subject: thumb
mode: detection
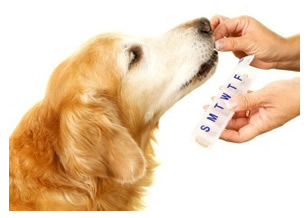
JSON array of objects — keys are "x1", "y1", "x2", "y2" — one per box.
[
  {"x1": 215, "y1": 37, "x2": 248, "y2": 52},
  {"x1": 228, "y1": 91, "x2": 264, "y2": 111}
]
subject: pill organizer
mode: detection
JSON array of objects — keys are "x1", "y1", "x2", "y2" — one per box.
[{"x1": 193, "y1": 55, "x2": 257, "y2": 147}]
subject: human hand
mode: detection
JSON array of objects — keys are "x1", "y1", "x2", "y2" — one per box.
[
  {"x1": 217, "y1": 77, "x2": 300, "y2": 143},
  {"x1": 211, "y1": 15, "x2": 300, "y2": 71}
]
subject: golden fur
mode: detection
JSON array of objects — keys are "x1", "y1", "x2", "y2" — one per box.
[
  {"x1": 9, "y1": 18, "x2": 217, "y2": 210},
  {"x1": 10, "y1": 35, "x2": 158, "y2": 210}
]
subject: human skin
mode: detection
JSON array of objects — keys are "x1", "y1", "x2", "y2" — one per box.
[
  {"x1": 209, "y1": 15, "x2": 300, "y2": 143},
  {"x1": 221, "y1": 78, "x2": 300, "y2": 143},
  {"x1": 211, "y1": 15, "x2": 300, "y2": 71}
]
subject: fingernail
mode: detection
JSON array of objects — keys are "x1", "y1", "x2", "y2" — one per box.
[
  {"x1": 203, "y1": 105, "x2": 209, "y2": 111},
  {"x1": 227, "y1": 99, "x2": 238, "y2": 109},
  {"x1": 215, "y1": 40, "x2": 224, "y2": 50}
]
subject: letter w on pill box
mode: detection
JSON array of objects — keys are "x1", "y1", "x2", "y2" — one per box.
[{"x1": 193, "y1": 55, "x2": 257, "y2": 148}]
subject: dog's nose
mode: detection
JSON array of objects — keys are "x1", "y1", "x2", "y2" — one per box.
[{"x1": 198, "y1": 18, "x2": 212, "y2": 34}]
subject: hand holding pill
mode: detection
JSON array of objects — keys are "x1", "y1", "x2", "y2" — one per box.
[
  {"x1": 220, "y1": 77, "x2": 300, "y2": 143},
  {"x1": 211, "y1": 15, "x2": 300, "y2": 71}
]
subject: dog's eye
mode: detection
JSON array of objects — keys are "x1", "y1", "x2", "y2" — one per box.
[{"x1": 128, "y1": 46, "x2": 142, "y2": 69}]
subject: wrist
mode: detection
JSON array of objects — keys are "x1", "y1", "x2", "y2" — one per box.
[{"x1": 275, "y1": 35, "x2": 300, "y2": 71}]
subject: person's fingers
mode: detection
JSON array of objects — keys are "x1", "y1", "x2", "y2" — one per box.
[
  {"x1": 220, "y1": 129, "x2": 240, "y2": 142},
  {"x1": 228, "y1": 91, "x2": 265, "y2": 112},
  {"x1": 215, "y1": 36, "x2": 249, "y2": 52},
  {"x1": 231, "y1": 104, "x2": 257, "y2": 119},
  {"x1": 231, "y1": 111, "x2": 247, "y2": 119},
  {"x1": 210, "y1": 15, "x2": 229, "y2": 32},
  {"x1": 250, "y1": 58, "x2": 275, "y2": 69},
  {"x1": 213, "y1": 17, "x2": 247, "y2": 40},
  {"x1": 225, "y1": 118, "x2": 249, "y2": 130},
  {"x1": 237, "y1": 124, "x2": 261, "y2": 142},
  {"x1": 233, "y1": 51, "x2": 247, "y2": 59},
  {"x1": 220, "y1": 124, "x2": 260, "y2": 143}
]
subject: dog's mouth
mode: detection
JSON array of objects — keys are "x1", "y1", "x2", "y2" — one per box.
[{"x1": 181, "y1": 50, "x2": 218, "y2": 89}]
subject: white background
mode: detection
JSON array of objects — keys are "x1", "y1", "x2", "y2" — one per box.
[{"x1": 1, "y1": 0, "x2": 306, "y2": 217}]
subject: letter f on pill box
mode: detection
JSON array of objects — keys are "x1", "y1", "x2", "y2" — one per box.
[{"x1": 193, "y1": 55, "x2": 256, "y2": 147}]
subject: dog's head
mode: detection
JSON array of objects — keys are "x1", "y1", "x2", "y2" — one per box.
[
  {"x1": 120, "y1": 18, "x2": 217, "y2": 122},
  {"x1": 46, "y1": 18, "x2": 217, "y2": 183}
]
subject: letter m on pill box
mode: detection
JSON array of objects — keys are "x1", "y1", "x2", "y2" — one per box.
[{"x1": 200, "y1": 74, "x2": 242, "y2": 130}]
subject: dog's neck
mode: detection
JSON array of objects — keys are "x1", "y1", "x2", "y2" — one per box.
[
  {"x1": 127, "y1": 118, "x2": 159, "y2": 150},
  {"x1": 117, "y1": 102, "x2": 160, "y2": 150}
]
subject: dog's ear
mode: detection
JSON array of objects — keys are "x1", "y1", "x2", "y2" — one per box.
[{"x1": 58, "y1": 96, "x2": 146, "y2": 184}]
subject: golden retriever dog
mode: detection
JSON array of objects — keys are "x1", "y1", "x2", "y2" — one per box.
[{"x1": 9, "y1": 18, "x2": 218, "y2": 210}]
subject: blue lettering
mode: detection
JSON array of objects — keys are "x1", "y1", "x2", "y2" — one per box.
[
  {"x1": 200, "y1": 125, "x2": 210, "y2": 132},
  {"x1": 227, "y1": 83, "x2": 237, "y2": 90},
  {"x1": 220, "y1": 92, "x2": 231, "y2": 100},
  {"x1": 234, "y1": 74, "x2": 242, "y2": 81},
  {"x1": 214, "y1": 103, "x2": 224, "y2": 110},
  {"x1": 207, "y1": 113, "x2": 218, "y2": 122}
]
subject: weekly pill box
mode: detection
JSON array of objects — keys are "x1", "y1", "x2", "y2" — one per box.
[{"x1": 193, "y1": 55, "x2": 257, "y2": 147}]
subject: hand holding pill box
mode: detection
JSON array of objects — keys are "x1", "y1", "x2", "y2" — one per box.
[{"x1": 193, "y1": 55, "x2": 257, "y2": 147}]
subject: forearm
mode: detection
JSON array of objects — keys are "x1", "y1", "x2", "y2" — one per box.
[
  {"x1": 276, "y1": 35, "x2": 300, "y2": 71},
  {"x1": 289, "y1": 77, "x2": 300, "y2": 117}
]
